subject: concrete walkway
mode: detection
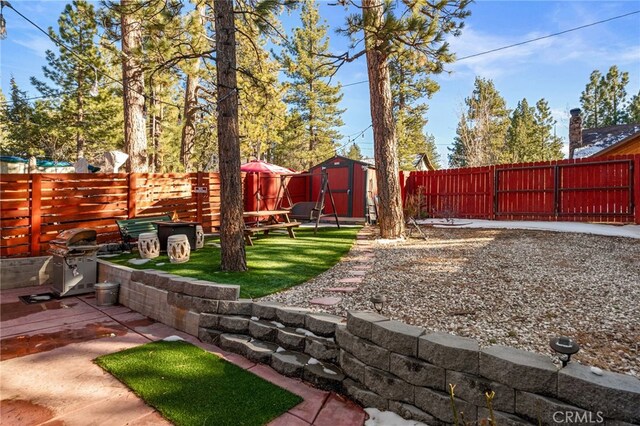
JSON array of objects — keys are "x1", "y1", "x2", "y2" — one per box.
[{"x1": 0, "y1": 286, "x2": 366, "y2": 425}]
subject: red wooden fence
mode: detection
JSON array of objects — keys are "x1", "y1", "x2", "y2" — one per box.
[
  {"x1": 0, "y1": 172, "x2": 222, "y2": 258},
  {"x1": 3, "y1": 155, "x2": 638, "y2": 258},
  {"x1": 404, "y1": 155, "x2": 640, "y2": 224}
]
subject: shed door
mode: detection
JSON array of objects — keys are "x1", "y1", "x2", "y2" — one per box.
[{"x1": 324, "y1": 164, "x2": 352, "y2": 217}]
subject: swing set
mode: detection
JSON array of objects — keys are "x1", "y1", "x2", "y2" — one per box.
[{"x1": 275, "y1": 171, "x2": 341, "y2": 234}]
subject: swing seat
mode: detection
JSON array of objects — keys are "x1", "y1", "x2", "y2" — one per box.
[{"x1": 289, "y1": 202, "x2": 321, "y2": 221}]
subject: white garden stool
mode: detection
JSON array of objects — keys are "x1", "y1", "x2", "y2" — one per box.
[
  {"x1": 138, "y1": 232, "x2": 160, "y2": 259},
  {"x1": 167, "y1": 234, "x2": 190, "y2": 264},
  {"x1": 195, "y1": 225, "x2": 204, "y2": 250}
]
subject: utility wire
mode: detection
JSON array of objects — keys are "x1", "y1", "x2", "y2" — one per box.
[
  {"x1": 457, "y1": 10, "x2": 640, "y2": 61},
  {"x1": 1, "y1": 1, "x2": 183, "y2": 110},
  {"x1": 338, "y1": 9, "x2": 640, "y2": 89}
]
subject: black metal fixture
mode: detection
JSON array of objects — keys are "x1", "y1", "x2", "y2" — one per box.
[
  {"x1": 370, "y1": 294, "x2": 387, "y2": 314},
  {"x1": 549, "y1": 336, "x2": 580, "y2": 367},
  {"x1": 0, "y1": 1, "x2": 9, "y2": 40}
]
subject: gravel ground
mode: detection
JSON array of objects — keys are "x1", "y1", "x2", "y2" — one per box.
[{"x1": 260, "y1": 225, "x2": 640, "y2": 377}]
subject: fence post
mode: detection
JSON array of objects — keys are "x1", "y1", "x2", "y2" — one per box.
[
  {"x1": 489, "y1": 166, "x2": 496, "y2": 220},
  {"x1": 196, "y1": 171, "x2": 204, "y2": 223},
  {"x1": 128, "y1": 173, "x2": 137, "y2": 219},
  {"x1": 30, "y1": 174, "x2": 42, "y2": 256},
  {"x1": 634, "y1": 154, "x2": 640, "y2": 224}
]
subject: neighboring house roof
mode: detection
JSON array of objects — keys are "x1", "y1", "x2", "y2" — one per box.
[
  {"x1": 413, "y1": 153, "x2": 436, "y2": 171},
  {"x1": 573, "y1": 123, "x2": 640, "y2": 158}
]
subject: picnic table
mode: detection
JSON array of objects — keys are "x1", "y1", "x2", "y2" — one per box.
[{"x1": 242, "y1": 210, "x2": 301, "y2": 246}]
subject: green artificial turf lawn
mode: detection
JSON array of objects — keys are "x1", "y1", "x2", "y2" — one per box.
[
  {"x1": 108, "y1": 226, "x2": 360, "y2": 298},
  {"x1": 95, "y1": 340, "x2": 302, "y2": 426}
]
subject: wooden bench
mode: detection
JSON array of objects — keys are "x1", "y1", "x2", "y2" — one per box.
[
  {"x1": 116, "y1": 215, "x2": 171, "y2": 250},
  {"x1": 243, "y1": 221, "x2": 301, "y2": 246}
]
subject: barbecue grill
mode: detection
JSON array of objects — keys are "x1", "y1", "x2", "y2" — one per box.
[{"x1": 48, "y1": 228, "x2": 100, "y2": 296}]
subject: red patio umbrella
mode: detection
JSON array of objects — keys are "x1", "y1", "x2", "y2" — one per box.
[
  {"x1": 240, "y1": 160, "x2": 294, "y2": 174},
  {"x1": 240, "y1": 161, "x2": 296, "y2": 212}
]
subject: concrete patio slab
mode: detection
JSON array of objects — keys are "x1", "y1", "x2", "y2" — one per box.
[{"x1": 1, "y1": 285, "x2": 366, "y2": 425}]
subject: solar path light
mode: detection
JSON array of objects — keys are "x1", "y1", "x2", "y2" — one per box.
[{"x1": 549, "y1": 336, "x2": 580, "y2": 367}]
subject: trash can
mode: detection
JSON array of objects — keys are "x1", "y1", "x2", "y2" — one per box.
[{"x1": 95, "y1": 282, "x2": 120, "y2": 306}]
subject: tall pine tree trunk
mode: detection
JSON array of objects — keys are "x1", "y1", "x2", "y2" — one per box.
[
  {"x1": 180, "y1": 72, "x2": 198, "y2": 171},
  {"x1": 121, "y1": 0, "x2": 148, "y2": 172},
  {"x1": 363, "y1": 0, "x2": 405, "y2": 239},
  {"x1": 214, "y1": 0, "x2": 247, "y2": 271}
]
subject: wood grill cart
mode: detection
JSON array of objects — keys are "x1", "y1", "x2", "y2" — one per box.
[{"x1": 48, "y1": 228, "x2": 100, "y2": 297}]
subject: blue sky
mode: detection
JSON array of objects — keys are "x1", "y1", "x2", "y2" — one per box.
[{"x1": 1, "y1": 1, "x2": 639, "y2": 166}]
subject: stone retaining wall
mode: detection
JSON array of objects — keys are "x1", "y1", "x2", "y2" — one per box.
[
  {"x1": 98, "y1": 261, "x2": 640, "y2": 425},
  {"x1": 0, "y1": 256, "x2": 52, "y2": 289}
]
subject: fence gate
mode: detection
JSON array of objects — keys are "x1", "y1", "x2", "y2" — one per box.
[{"x1": 495, "y1": 159, "x2": 635, "y2": 222}]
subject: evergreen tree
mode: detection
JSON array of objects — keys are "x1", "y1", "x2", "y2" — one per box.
[
  {"x1": 1, "y1": 79, "x2": 71, "y2": 159},
  {"x1": 389, "y1": 47, "x2": 440, "y2": 170},
  {"x1": 344, "y1": 143, "x2": 363, "y2": 160},
  {"x1": 580, "y1": 66, "x2": 631, "y2": 128},
  {"x1": 30, "y1": 0, "x2": 120, "y2": 162},
  {"x1": 533, "y1": 99, "x2": 563, "y2": 160},
  {"x1": 505, "y1": 98, "x2": 536, "y2": 163},
  {"x1": 628, "y1": 91, "x2": 640, "y2": 124},
  {"x1": 600, "y1": 65, "x2": 629, "y2": 126},
  {"x1": 423, "y1": 133, "x2": 441, "y2": 169},
  {"x1": 278, "y1": 0, "x2": 345, "y2": 169},
  {"x1": 449, "y1": 77, "x2": 509, "y2": 167},
  {"x1": 340, "y1": 0, "x2": 469, "y2": 238},
  {"x1": 236, "y1": 0, "x2": 287, "y2": 164},
  {"x1": 580, "y1": 70, "x2": 603, "y2": 128}
]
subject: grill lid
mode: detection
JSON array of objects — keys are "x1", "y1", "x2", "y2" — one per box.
[{"x1": 50, "y1": 228, "x2": 97, "y2": 247}]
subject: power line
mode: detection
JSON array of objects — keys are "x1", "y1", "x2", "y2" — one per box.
[
  {"x1": 335, "y1": 10, "x2": 640, "y2": 89},
  {"x1": 1, "y1": 1, "x2": 182, "y2": 110},
  {"x1": 456, "y1": 10, "x2": 640, "y2": 61}
]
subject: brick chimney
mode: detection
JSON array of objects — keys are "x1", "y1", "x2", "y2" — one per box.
[{"x1": 568, "y1": 108, "x2": 583, "y2": 159}]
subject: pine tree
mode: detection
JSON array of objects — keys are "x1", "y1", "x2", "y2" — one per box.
[
  {"x1": 423, "y1": 133, "x2": 441, "y2": 169},
  {"x1": 344, "y1": 143, "x2": 363, "y2": 160},
  {"x1": 236, "y1": 0, "x2": 287, "y2": 164},
  {"x1": 600, "y1": 65, "x2": 629, "y2": 126},
  {"x1": 505, "y1": 98, "x2": 537, "y2": 163},
  {"x1": 580, "y1": 70, "x2": 603, "y2": 128},
  {"x1": 341, "y1": 0, "x2": 470, "y2": 238},
  {"x1": 278, "y1": 0, "x2": 345, "y2": 169},
  {"x1": 389, "y1": 47, "x2": 439, "y2": 170},
  {"x1": 533, "y1": 99, "x2": 563, "y2": 161},
  {"x1": 628, "y1": 91, "x2": 640, "y2": 124},
  {"x1": 449, "y1": 77, "x2": 509, "y2": 167},
  {"x1": 581, "y1": 66, "x2": 631, "y2": 128},
  {"x1": 1, "y1": 79, "x2": 71, "y2": 159},
  {"x1": 30, "y1": 0, "x2": 120, "y2": 162}
]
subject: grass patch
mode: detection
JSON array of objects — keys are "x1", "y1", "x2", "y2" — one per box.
[
  {"x1": 95, "y1": 340, "x2": 302, "y2": 426},
  {"x1": 107, "y1": 226, "x2": 360, "y2": 298}
]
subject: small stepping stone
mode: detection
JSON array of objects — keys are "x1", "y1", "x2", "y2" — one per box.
[
  {"x1": 304, "y1": 361, "x2": 346, "y2": 392},
  {"x1": 271, "y1": 350, "x2": 310, "y2": 378},
  {"x1": 325, "y1": 287, "x2": 358, "y2": 293},
  {"x1": 128, "y1": 258, "x2": 151, "y2": 265},
  {"x1": 338, "y1": 277, "x2": 363, "y2": 284},
  {"x1": 244, "y1": 339, "x2": 279, "y2": 364},
  {"x1": 218, "y1": 333, "x2": 251, "y2": 356},
  {"x1": 309, "y1": 296, "x2": 342, "y2": 306},
  {"x1": 349, "y1": 270, "x2": 366, "y2": 276},
  {"x1": 351, "y1": 265, "x2": 369, "y2": 271},
  {"x1": 276, "y1": 327, "x2": 306, "y2": 351}
]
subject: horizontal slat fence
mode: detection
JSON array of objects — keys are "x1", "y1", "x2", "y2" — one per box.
[
  {"x1": 0, "y1": 172, "x2": 225, "y2": 258},
  {"x1": 405, "y1": 155, "x2": 640, "y2": 224}
]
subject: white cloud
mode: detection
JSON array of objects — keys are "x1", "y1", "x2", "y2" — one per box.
[{"x1": 13, "y1": 35, "x2": 57, "y2": 59}]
